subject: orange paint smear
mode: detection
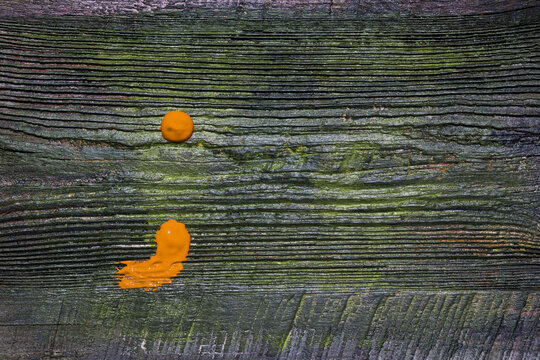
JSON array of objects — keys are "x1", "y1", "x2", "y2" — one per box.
[
  {"x1": 115, "y1": 220, "x2": 191, "y2": 291},
  {"x1": 160, "y1": 110, "x2": 194, "y2": 142}
]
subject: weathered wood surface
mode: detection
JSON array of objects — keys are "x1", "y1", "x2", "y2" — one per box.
[
  {"x1": 0, "y1": 4, "x2": 539, "y2": 359},
  {"x1": 1, "y1": 0, "x2": 538, "y2": 18},
  {"x1": 2, "y1": 288, "x2": 539, "y2": 359}
]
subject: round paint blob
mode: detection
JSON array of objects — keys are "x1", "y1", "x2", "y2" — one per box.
[{"x1": 160, "y1": 111, "x2": 194, "y2": 142}]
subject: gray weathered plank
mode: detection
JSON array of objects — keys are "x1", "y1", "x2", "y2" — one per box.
[
  {"x1": 1, "y1": 11, "x2": 538, "y2": 290},
  {"x1": 1, "y1": 288, "x2": 539, "y2": 359},
  {"x1": 0, "y1": 4, "x2": 539, "y2": 359},
  {"x1": 0, "y1": 0, "x2": 538, "y2": 18}
]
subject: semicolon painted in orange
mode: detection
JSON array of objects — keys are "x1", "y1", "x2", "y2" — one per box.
[{"x1": 115, "y1": 220, "x2": 191, "y2": 291}]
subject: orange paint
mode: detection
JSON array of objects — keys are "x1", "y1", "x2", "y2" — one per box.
[
  {"x1": 160, "y1": 111, "x2": 194, "y2": 142},
  {"x1": 115, "y1": 220, "x2": 191, "y2": 290}
]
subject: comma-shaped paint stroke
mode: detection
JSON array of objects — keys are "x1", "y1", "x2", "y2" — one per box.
[{"x1": 115, "y1": 220, "x2": 191, "y2": 291}]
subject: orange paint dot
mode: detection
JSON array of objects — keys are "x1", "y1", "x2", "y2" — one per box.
[
  {"x1": 160, "y1": 111, "x2": 194, "y2": 142},
  {"x1": 115, "y1": 220, "x2": 191, "y2": 290}
]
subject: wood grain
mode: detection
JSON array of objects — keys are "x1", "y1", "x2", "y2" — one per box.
[
  {"x1": 0, "y1": 0, "x2": 538, "y2": 18},
  {"x1": 1, "y1": 288, "x2": 539, "y2": 359},
  {"x1": 0, "y1": 5, "x2": 539, "y2": 359}
]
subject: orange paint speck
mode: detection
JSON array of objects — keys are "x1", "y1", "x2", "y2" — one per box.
[
  {"x1": 160, "y1": 111, "x2": 194, "y2": 142},
  {"x1": 115, "y1": 220, "x2": 191, "y2": 291}
]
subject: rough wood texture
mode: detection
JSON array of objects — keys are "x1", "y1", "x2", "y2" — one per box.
[
  {"x1": 1, "y1": 0, "x2": 538, "y2": 18},
  {"x1": 2, "y1": 288, "x2": 539, "y2": 359},
  {"x1": 0, "y1": 4, "x2": 539, "y2": 359}
]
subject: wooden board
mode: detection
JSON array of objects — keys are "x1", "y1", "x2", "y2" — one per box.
[
  {"x1": 0, "y1": 4, "x2": 539, "y2": 359},
  {"x1": 2, "y1": 288, "x2": 539, "y2": 359},
  {"x1": 1, "y1": 0, "x2": 538, "y2": 18}
]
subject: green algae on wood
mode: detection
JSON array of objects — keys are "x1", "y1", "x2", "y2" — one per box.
[{"x1": 0, "y1": 6, "x2": 539, "y2": 360}]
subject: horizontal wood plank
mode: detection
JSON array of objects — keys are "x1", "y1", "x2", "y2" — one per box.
[
  {"x1": 1, "y1": 287, "x2": 539, "y2": 359},
  {"x1": 1, "y1": 11, "x2": 538, "y2": 290},
  {"x1": 1, "y1": 0, "x2": 538, "y2": 18}
]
